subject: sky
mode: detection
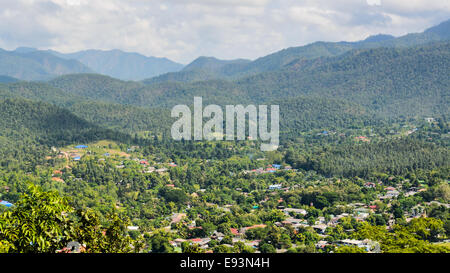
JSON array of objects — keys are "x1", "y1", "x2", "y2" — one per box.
[{"x1": 0, "y1": 0, "x2": 449, "y2": 64}]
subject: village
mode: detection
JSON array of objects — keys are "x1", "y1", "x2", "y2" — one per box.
[
  {"x1": 156, "y1": 179, "x2": 437, "y2": 253},
  {"x1": 2, "y1": 119, "x2": 447, "y2": 254}
]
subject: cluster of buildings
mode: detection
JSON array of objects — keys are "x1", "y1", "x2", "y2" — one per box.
[
  {"x1": 243, "y1": 164, "x2": 293, "y2": 175},
  {"x1": 315, "y1": 239, "x2": 380, "y2": 253},
  {"x1": 167, "y1": 224, "x2": 268, "y2": 253},
  {"x1": 355, "y1": 136, "x2": 370, "y2": 142},
  {"x1": 113, "y1": 158, "x2": 178, "y2": 174}
]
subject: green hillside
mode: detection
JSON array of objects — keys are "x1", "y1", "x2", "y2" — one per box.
[
  {"x1": 48, "y1": 73, "x2": 144, "y2": 103},
  {"x1": 143, "y1": 19, "x2": 450, "y2": 83},
  {"x1": 0, "y1": 98, "x2": 130, "y2": 171},
  {"x1": 15, "y1": 42, "x2": 444, "y2": 138},
  {"x1": 0, "y1": 49, "x2": 92, "y2": 81}
]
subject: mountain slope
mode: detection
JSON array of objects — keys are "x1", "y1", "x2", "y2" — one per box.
[
  {"x1": 48, "y1": 74, "x2": 144, "y2": 104},
  {"x1": 66, "y1": 101, "x2": 171, "y2": 135},
  {"x1": 0, "y1": 98, "x2": 132, "y2": 170},
  {"x1": 0, "y1": 81, "x2": 84, "y2": 107},
  {"x1": 144, "y1": 19, "x2": 450, "y2": 82},
  {"x1": 239, "y1": 19, "x2": 450, "y2": 75},
  {"x1": 0, "y1": 79, "x2": 167, "y2": 136},
  {"x1": 423, "y1": 19, "x2": 450, "y2": 39},
  {"x1": 0, "y1": 49, "x2": 92, "y2": 81},
  {"x1": 182, "y1": 56, "x2": 250, "y2": 72},
  {"x1": 0, "y1": 75, "x2": 19, "y2": 83},
  {"x1": 48, "y1": 42, "x2": 450, "y2": 120},
  {"x1": 49, "y1": 49, "x2": 183, "y2": 81},
  {"x1": 273, "y1": 96, "x2": 381, "y2": 137},
  {"x1": 237, "y1": 42, "x2": 450, "y2": 117},
  {"x1": 144, "y1": 57, "x2": 251, "y2": 84}
]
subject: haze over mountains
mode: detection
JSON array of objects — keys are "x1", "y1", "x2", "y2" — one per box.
[
  {"x1": 0, "y1": 47, "x2": 92, "y2": 81},
  {"x1": 48, "y1": 49, "x2": 184, "y2": 81},
  {"x1": 146, "y1": 19, "x2": 450, "y2": 84},
  {"x1": 0, "y1": 48, "x2": 183, "y2": 81},
  {"x1": 0, "y1": 19, "x2": 449, "y2": 82}
]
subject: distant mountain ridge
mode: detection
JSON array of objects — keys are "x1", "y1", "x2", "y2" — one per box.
[
  {"x1": 0, "y1": 41, "x2": 448, "y2": 140},
  {"x1": 0, "y1": 48, "x2": 92, "y2": 81},
  {"x1": 3, "y1": 18, "x2": 449, "y2": 82},
  {"x1": 182, "y1": 56, "x2": 250, "y2": 72},
  {"x1": 144, "y1": 19, "x2": 450, "y2": 83},
  {"x1": 145, "y1": 56, "x2": 251, "y2": 84},
  {"x1": 36, "y1": 41, "x2": 449, "y2": 120},
  {"x1": 0, "y1": 47, "x2": 183, "y2": 81},
  {"x1": 48, "y1": 49, "x2": 184, "y2": 81},
  {"x1": 0, "y1": 75, "x2": 19, "y2": 83}
]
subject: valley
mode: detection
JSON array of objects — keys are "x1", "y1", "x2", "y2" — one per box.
[{"x1": 0, "y1": 19, "x2": 449, "y2": 254}]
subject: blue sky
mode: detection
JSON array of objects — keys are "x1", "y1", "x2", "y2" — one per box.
[{"x1": 0, "y1": 0, "x2": 449, "y2": 63}]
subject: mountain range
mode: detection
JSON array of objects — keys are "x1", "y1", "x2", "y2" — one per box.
[
  {"x1": 0, "y1": 48, "x2": 92, "y2": 81},
  {"x1": 0, "y1": 47, "x2": 183, "y2": 81},
  {"x1": 0, "y1": 19, "x2": 448, "y2": 82},
  {"x1": 146, "y1": 19, "x2": 450, "y2": 83},
  {"x1": 47, "y1": 49, "x2": 183, "y2": 81},
  {"x1": 0, "y1": 19, "x2": 448, "y2": 139}
]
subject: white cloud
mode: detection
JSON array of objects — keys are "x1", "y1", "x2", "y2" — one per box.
[
  {"x1": 366, "y1": 0, "x2": 381, "y2": 7},
  {"x1": 66, "y1": 0, "x2": 81, "y2": 6},
  {"x1": 0, "y1": 0, "x2": 448, "y2": 63}
]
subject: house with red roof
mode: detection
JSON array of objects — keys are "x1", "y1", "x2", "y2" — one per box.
[{"x1": 230, "y1": 228, "x2": 239, "y2": 236}]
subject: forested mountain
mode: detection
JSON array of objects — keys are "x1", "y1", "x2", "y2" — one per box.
[
  {"x1": 0, "y1": 78, "x2": 170, "y2": 135},
  {"x1": 0, "y1": 47, "x2": 182, "y2": 81},
  {"x1": 0, "y1": 40, "x2": 445, "y2": 143},
  {"x1": 360, "y1": 34, "x2": 395, "y2": 43},
  {"x1": 48, "y1": 49, "x2": 183, "y2": 81},
  {"x1": 0, "y1": 81, "x2": 84, "y2": 107},
  {"x1": 144, "y1": 19, "x2": 450, "y2": 83},
  {"x1": 274, "y1": 96, "x2": 382, "y2": 137},
  {"x1": 247, "y1": 19, "x2": 450, "y2": 74},
  {"x1": 182, "y1": 56, "x2": 251, "y2": 72},
  {"x1": 49, "y1": 42, "x2": 449, "y2": 118},
  {"x1": 425, "y1": 19, "x2": 450, "y2": 39},
  {"x1": 144, "y1": 57, "x2": 251, "y2": 84},
  {"x1": 0, "y1": 98, "x2": 129, "y2": 171},
  {"x1": 0, "y1": 98, "x2": 97, "y2": 144},
  {"x1": 0, "y1": 40, "x2": 437, "y2": 144},
  {"x1": 0, "y1": 75, "x2": 19, "y2": 84},
  {"x1": 239, "y1": 42, "x2": 450, "y2": 118},
  {"x1": 66, "y1": 101, "x2": 171, "y2": 135},
  {"x1": 4, "y1": 19, "x2": 448, "y2": 83},
  {"x1": 0, "y1": 97, "x2": 134, "y2": 146},
  {"x1": 48, "y1": 73, "x2": 144, "y2": 103},
  {"x1": 287, "y1": 138, "x2": 450, "y2": 178},
  {"x1": 0, "y1": 48, "x2": 92, "y2": 81},
  {"x1": 68, "y1": 96, "x2": 382, "y2": 138}
]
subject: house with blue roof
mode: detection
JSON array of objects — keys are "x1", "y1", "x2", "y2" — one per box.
[
  {"x1": 75, "y1": 145, "x2": 88, "y2": 149},
  {"x1": 0, "y1": 200, "x2": 13, "y2": 207},
  {"x1": 269, "y1": 184, "x2": 282, "y2": 190}
]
